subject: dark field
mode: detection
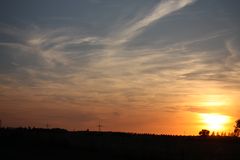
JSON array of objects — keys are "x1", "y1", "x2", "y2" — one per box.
[{"x1": 0, "y1": 128, "x2": 239, "y2": 160}]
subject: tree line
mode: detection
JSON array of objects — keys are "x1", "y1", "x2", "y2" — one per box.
[{"x1": 199, "y1": 119, "x2": 240, "y2": 137}]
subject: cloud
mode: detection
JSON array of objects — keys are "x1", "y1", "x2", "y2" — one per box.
[
  {"x1": 111, "y1": 0, "x2": 196, "y2": 45},
  {"x1": 0, "y1": 0, "x2": 198, "y2": 87},
  {"x1": 179, "y1": 38, "x2": 240, "y2": 89},
  {"x1": 91, "y1": 0, "x2": 197, "y2": 73},
  {"x1": 185, "y1": 106, "x2": 213, "y2": 114},
  {"x1": 225, "y1": 39, "x2": 240, "y2": 67}
]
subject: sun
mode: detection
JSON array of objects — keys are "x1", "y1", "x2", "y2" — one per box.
[{"x1": 200, "y1": 113, "x2": 230, "y2": 131}]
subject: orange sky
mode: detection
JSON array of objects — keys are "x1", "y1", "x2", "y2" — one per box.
[
  {"x1": 0, "y1": 0, "x2": 240, "y2": 135},
  {"x1": 1, "y1": 84, "x2": 239, "y2": 135}
]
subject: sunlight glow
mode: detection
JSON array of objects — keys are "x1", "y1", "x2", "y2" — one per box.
[
  {"x1": 203, "y1": 101, "x2": 225, "y2": 107},
  {"x1": 200, "y1": 113, "x2": 230, "y2": 131},
  {"x1": 200, "y1": 95, "x2": 228, "y2": 107}
]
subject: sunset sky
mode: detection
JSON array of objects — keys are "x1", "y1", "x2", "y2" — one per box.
[{"x1": 0, "y1": 0, "x2": 240, "y2": 135}]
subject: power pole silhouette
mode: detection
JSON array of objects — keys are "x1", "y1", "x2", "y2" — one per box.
[
  {"x1": 0, "y1": 119, "x2": 2, "y2": 128},
  {"x1": 46, "y1": 123, "x2": 49, "y2": 129},
  {"x1": 97, "y1": 121, "x2": 103, "y2": 132}
]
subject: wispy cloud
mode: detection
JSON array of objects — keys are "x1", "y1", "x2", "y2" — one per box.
[
  {"x1": 225, "y1": 39, "x2": 240, "y2": 68},
  {"x1": 111, "y1": 0, "x2": 196, "y2": 45},
  {"x1": 94, "y1": 0, "x2": 197, "y2": 68}
]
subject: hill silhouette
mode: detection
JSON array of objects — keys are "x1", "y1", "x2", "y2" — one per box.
[{"x1": 0, "y1": 127, "x2": 239, "y2": 160}]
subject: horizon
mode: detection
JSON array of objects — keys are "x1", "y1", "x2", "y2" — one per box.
[
  {"x1": 0, "y1": 0, "x2": 240, "y2": 135},
  {"x1": 0, "y1": 125, "x2": 235, "y2": 137}
]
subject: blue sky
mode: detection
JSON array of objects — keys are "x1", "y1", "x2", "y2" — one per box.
[{"x1": 0, "y1": 0, "x2": 240, "y2": 134}]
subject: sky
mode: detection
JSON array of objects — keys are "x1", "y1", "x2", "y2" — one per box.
[{"x1": 0, "y1": 0, "x2": 240, "y2": 135}]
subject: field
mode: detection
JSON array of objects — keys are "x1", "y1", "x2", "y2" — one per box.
[{"x1": 0, "y1": 128, "x2": 239, "y2": 160}]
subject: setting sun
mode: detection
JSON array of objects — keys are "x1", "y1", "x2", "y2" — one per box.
[{"x1": 200, "y1": 113, "x2": 231, "y2": 131}]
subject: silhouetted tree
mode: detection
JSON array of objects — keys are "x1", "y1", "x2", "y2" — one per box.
[
  {"x1": 223, "y1": 132, "x2": 227, "y2": 137},
  {"x1": 234, "y1": 119, "x2": 240, "y2": 137},
  {"x1": 235, "y1": 119, "x2": 240, "y2": 128},
  {"x1": 227, "y1": 132, "x2": 232, "y2": 137},
  {"x1": 199, "y1": 129, "x2": 210, "y2": 137},
  {"x1": 211, "y1": 131, "x2": 215, "y2": 136}
]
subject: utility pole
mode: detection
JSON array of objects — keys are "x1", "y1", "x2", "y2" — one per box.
[
  {"x1": 0, "y1": 119, "x2": 2, "y2": 128},
  {"x1": 97, "y1": 121, "x2": 103, "y2": 132}
]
